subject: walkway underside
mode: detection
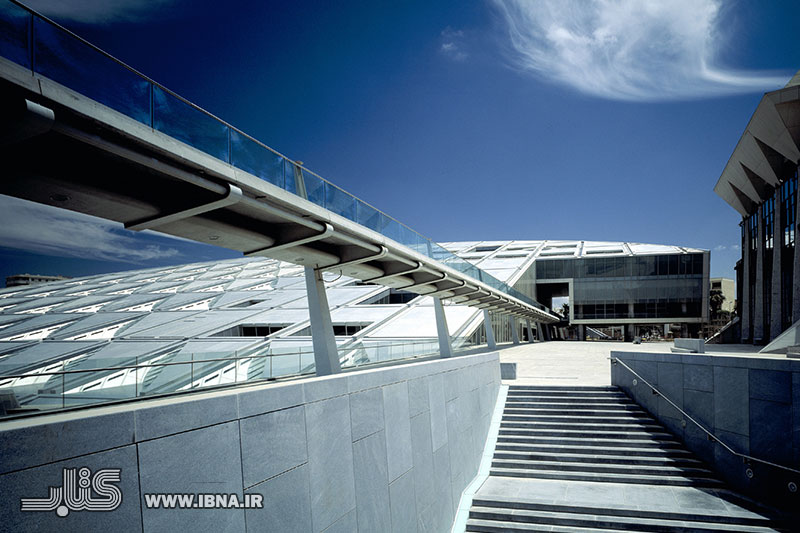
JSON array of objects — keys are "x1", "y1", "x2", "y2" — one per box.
[
  {"x1": 467, "y1": 385, "x2": 791, "y2": 532},
  {"x1": 0, "y1": 58, "x2": 553, "y2": 323}
]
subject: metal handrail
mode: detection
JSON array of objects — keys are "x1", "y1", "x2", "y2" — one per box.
[{"x1": 611, "y1": 356, "x2": 800, "y2": 476}]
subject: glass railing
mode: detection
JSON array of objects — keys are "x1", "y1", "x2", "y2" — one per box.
[
  {"x1": 0, "y1": 0, "x2": 548, "y2": 313},
  {"x1": 0, "y1": 338, "x2": 450, "y2": 417}
]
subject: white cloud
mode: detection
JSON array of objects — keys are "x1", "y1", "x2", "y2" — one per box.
[
  {"x1": 21, "y1": 0, "x2": 178, "y2": 23},
  {"x1": 0, "y1": 195, "x2": 181, "y2": 263},
  {"x1": 440, "y1": 27, "x2": 469, "y2": 62},
  {"x1": 714, "y1": 245, "x2": 727, "y2": 251},
  {"x1": 491, "y1": 0, "x2": 789, "y2": 101}
]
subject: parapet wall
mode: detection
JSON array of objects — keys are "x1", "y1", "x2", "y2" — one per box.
[
  {"x1": 611, "y1": 350, "x2": 800, "y2": 507},
  {"x1": 0, "y1": 351, "x2": 501, "y2": 532}
]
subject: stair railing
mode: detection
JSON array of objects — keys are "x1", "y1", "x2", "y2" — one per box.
[{"x1": 610, "y1": 356, "x2": 800, "y2": 492}]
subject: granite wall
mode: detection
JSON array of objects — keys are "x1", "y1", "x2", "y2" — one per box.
[
  {"x1": 611, "y1": 350, "x2": 800, "y2": 508},
  {"x1": 0, "y1": 351, "x2": 501, "y2": 532}
]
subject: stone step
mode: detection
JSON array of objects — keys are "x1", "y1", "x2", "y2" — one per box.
[
  {"x1": 506, "y1": 393, "x2": 636, "y2": 405},
  {"x1": 490, "y1": 458, "x2": 717, "y2": 478},
  {"x1": 495, "y1": 434, "x2": 684, "y2": 448},
  {"x1": 503, "y1": 402, "x2": 643, "y2": 411},
  {"x1": 471, "y1": 498, "x2": 786, "y2": 529},
  {"x1": 508, "y1": 386, "x2": 620, "y2": 392},
  {"x1": 467, "y1": 507, "x2": 784, "y2": 532},
  {"x1": 492, "y1": 450, "x2": 703, "y2": 467},
  {"x1": 500, "y1": 423, "x2": 675, "y2": 441},
  {"x1": 489, "y1": 467, "x2": 726, "y2": 487},
  {"x1": 466, "y1": 518, "x2": 637, "y2": 532},
  {"x1": 503, "y1": 405, "x2": 651, "y2": 418},
  {"x1": 508, "y1": 389, "x2": 629, "y2": 400},
  {"x1": 501, "y1": 414, "x2": 657, "y2": 425},
  {"x1": 500, "y1": 417, "x2": 664, "y2": 432},
  {"x1": 494, "y1": 442, "x2": 693, "y2": 457}
]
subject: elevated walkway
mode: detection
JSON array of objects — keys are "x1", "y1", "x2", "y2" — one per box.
[{"x1": 466, "y1": 385, "x2": 791, "y2": 532}]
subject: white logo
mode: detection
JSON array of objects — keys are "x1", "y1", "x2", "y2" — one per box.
[{"x1": 21, "y1": 467, "x2": 122, "y2": 517}]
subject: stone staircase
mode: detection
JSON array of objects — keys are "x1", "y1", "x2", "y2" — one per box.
[{"x1": 466, "y1": 385, "x2": 790, "y2": 532}]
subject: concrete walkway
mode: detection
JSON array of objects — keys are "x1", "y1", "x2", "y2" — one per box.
[{"x1": 496, "y1": 341, "x2": 672, "y2": 387}]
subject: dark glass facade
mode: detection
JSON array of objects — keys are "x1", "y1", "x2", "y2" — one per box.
[{"x1": 534, "y1": 253, "x2": 706, "y2": 322}]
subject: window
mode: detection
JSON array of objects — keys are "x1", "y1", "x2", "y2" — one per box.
[
  {"x1": 473, "y1": 245, "x2": 500, "y2": 253},
  {"x1": 213, "y1": 324, "x2": 286, "y2": 337},
  {"x1": 763, "y1": 197, "x2": 774, "y2": 249},
  {"x1": 781, "y1": 171, "x2": 797, "y2": 248},
  {"x1": 748, "y1": 213, "x2": 758, "y2": 251}
]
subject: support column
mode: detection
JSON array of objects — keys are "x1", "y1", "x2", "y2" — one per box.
[
  {"x1": 433, "y1": 297, "x2": 452, "y2": 358},
  {"x1": 304, "y1": 267, "x2": 340, "y2": 376},
  {"x1": 510, "y1": 315, "x2": 520, "y2": 345},
  {"x1": 742, "y1": 220, "x2": 752, "y2": 343},
  {"x1": 535, "y1": 322, "x2": 544, "y2": 341},
  {"x1": 483, "y1": 310, "x2": 497, "y2": 350},
  {"x1": 526, "y1": 319, "x2": 535, "y2": 343},
  {"x1": 771, "y1": 189, "x2": 783, "y2": 341},
  {"x1": 794, "y1": 181, "x2": 800, "y2": 325},
  {"x1": 577, "y1": 324, "x2": 586, "y2": 341},
  {"x1": 754, "y1": 207, "x2": 764, "y2": 344}
]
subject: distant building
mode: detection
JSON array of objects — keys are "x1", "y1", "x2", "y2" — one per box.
[
  {"x1": 715, "y1": 70, "x2": 800, "y2": 344},
  {"x1": 5, "y1": 273, "x2": 70, "y2": 288},
  {"x1": 709, "y1": 277, "x2": 735, "y2": 313}
]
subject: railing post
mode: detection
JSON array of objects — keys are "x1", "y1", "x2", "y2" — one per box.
[
  {"x1": 483, "y1": 310, "x2": 497, "y2": 350},
  {"x1": 304, "y1": 266, "x2": 341, "y2": 376},
  {"x1": 433, "y1": 297, "x2": 452, "y2": 358}
]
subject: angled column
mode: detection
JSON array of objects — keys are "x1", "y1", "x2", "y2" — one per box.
[
  {"x1": 754, "y1": 207, "x2": 765, "y2": 344},
  {"x1": 742, "y1": 220, "x2": 751, "y2": 343},
  {"x1": 510, "y1": 315, "x2": 520, "y2": 344},
  {"x1": 535, "y1": 322, "x2": 545, "y2": 341},
  {"x1": 771, "y1": 189, "x2": 782, "y2": 340},
  {"x1": 304, "y1": 267, "x2": 340, "y2": 375},
  {"x1": 433, "y1": 297, "x2": 452, "y2": 358},
  {"x1": 483, "y1": 310, "x2": 497, "y2": 350},
  {"x1": 525, "y1": 319, "x2": 535, "y2": 343}
]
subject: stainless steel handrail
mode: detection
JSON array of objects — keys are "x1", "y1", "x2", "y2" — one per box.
[{"x1": 610, "y1": 356, "x2": 800, "y2": 476}]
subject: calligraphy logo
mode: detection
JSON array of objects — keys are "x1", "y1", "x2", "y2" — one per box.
[{"x1": 21, "y1": 467, "x2": 122, "y2": 517}]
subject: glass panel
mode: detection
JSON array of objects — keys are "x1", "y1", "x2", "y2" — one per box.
[
  {"x1": 271, "y1": 353, "x2": 300, "y2": 377},
  {"x1": 324, "y1": 182, "x2": 356, "y2": 220},
  {"x1": 0, "y1": 3, "x2": 30, "y2": 69},
  {"x1": 34, "y1": 18, "x2": 150, "y2": 124},
  {"x1": 230, "y1": 130, "x2": 283, "y2": 187},
  {"x1": 303, "y1": 170, "x2": 325, "y2": 207},
  {"x1": 153, "y1": 85, "x2": 229, "y2": 161},
  {"x1": 356, "y1": 200, "x2": 386, "y2": 233},
  {"x1": 283, "y1": 160, "x2": 298, "y2": 195}
]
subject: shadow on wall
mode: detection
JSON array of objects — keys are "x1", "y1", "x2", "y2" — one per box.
[{"x1": 611, "y1": 351, "x2": 800, "y2": 512}]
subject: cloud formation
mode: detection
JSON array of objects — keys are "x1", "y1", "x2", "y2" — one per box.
[
  {"x1": 440, "y1": 27, "x2": 469, "y2": 62},
  {"x1": 22, "y1": 0, "x2": 177, "y2": 23},
  {"x1": 0, "y1": 195, "x2": 181, "y2": 263},
  {"x1": 492, "y1": 0, "x2": 789, "y2": 101}
]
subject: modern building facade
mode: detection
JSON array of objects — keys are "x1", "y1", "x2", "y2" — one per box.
[
  {"x1": 710, "y1": 277, "x2": 735, "y2": 313},
  {"x1": 509, "y1": 240, "x2": 709, "y2": 340},
  {"x1": 715, "y1": 72, "x2": 800, "y2": 345}
]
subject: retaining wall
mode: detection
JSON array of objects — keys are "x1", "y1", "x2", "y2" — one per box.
[
  {"x1": 611, "y1": 350, "x2": 800, "y2": 507},
  {"x1": 0, "y1": 351, "x2": 501, "y2": 532}
]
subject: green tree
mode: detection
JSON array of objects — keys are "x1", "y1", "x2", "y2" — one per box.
[{"x1": 709, "y1": 289, "x2": 725, "y2": 320}]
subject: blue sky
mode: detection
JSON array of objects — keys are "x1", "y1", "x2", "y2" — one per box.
[{"x1": 2, "y1": 0, "x2": 800, "y2": 284}]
